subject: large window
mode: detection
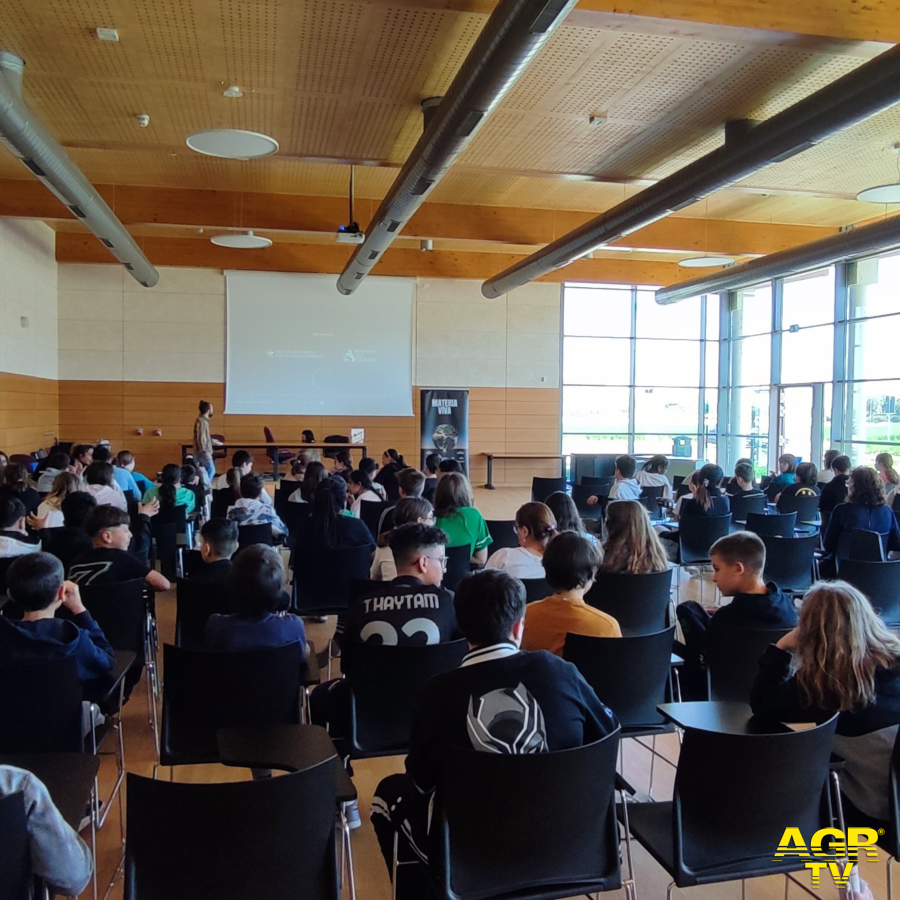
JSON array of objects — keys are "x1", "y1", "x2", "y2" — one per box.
[{"x1": 561, "y1": 283, "x2": 718, "y2": 459}]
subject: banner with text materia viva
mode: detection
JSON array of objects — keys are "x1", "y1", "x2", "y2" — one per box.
[{"x1": 420, "y1": 389, "x2": 469, "y2": 473}]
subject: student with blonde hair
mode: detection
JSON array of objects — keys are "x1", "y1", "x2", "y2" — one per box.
[
  {"x1": 32, "y1": 472, "x2": 83, "y2": 529},
  {"x1": 599, "y1": 500, "x2": 668, "y2": 574},
  {"x1": 876, "y1": 452, "x2": 900, "y2": 502},
  {"x1": 485, "y1": 502, "x2": 556, "y2": 579}
]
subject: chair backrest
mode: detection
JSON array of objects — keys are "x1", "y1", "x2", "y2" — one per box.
[
  {"x1": 638, "y1": 485, "x2": 666, "y2": 521},
  {"x1": 585, "y1": 569, "x2": 672, "y2": 635},
  {"x1": 0, "y1": 557, "x2": 19, "y2": 598},
  {"x1": 150, "y1": 519, "x2": 179, "y2": 581},
  {"x1": 0, "y1": 792, "x2": 30, "y2": 900},
  {"x1": 837, "y1": 558, "x2": 900, "y2": 626},
  {"x1": 581, "y1": 475, "x2": 615, "y2": 487},
  {"x1": 729, "y1": 492, "x2": 767, "y2": 523},
  {"x1": 745, "y1": 511, "x2": 796, "y2": 538},
  {"x1": 160, "y1": 642, "x2": 304, "y2": 767},
  {"x1": 678, "y1": 514, "x2": 732, "y2": 564},
  {"x1": 706, "y1": 623, "x2": 794, "y2": 702},
  {"x1": 263, "y1": 426, "x2": 276, "y2": 443},
  {"x1": 237, "y1": 522, "x2": 274, "y2": 549},
  {"x1": 443, "y1": 544, "x2": 473, "y2": 592},
  {"x1": 673, "y1": 717, "x2": 836, "y2": 877},
  {"x1": 765, "y1": 482, "x2": 783, "y2": 502},
  {"x1": 79, "y1": 578, "x2": 147, "y2": 654},
  {"x1": 572, "y1": 483, "x2": 606, "y2": 519},
  {"x1": 155, "y1": 503, "x2": 188, "y2": 531},
  {"x1": 760, "y1": 535, "x2": 817, "y2": 593},
  {"x1": 563, "y1": 628, "x2": 675, "y2": 728},
  {"x1": 124, "y1": 765, "x2": 339, "y2": 900},
  {"x1": 485, "y1": 520, "x2": 518, "y2": 551},
  {"x1": 0, "y1": 656, "x2": 84, "y2": 753},
  {"x1": 531, "y1": 477, "x2": 567, "y2": 503},
  {"x1": 348, "y1": 639, "x2": 468, "y2": 756},
  {"x1": 175, "y1": 580, "x2": 238, "y2": 650},
  {"x1": 520, "y1": 577, "x2": 551, "y2": 603},
  {"x1": 359, "y1": 501, "x2": 392, "y2": 540},
  {"x1": 210, "y1": 489, "x2": 233, "y2": 519},
  {"x1": 838, "y1": 527, "x2": 887, "y2": 562},
  {"x1": 778, "y1": 492, "x2": 821, "y2": 524},
  {"x1": 292, "y1": 546, "x2": 375, "y2": 615},
  {"x1": 431, "y1": 731, "x2": 622, "y2": 900}
]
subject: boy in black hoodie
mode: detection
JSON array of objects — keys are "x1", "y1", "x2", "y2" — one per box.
[{"x1": 0, "y1": 552, "x2": 114, "y2": 682}]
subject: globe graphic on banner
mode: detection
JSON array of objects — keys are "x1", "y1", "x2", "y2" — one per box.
[{"x1": 432, "y1": 424, "x2": 459, "y2": 452}]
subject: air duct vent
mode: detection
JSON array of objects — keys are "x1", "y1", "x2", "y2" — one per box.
[
  {"x1": 770, "y1": 141, "x2": 814, "y2": 163},
  {"x1": 354, "y1": 272, "x2": 365, "y2": 280},
  {"x1": 529, "y1": 0, "x2": 570, "y2": 33},
  {"x1": 68, "y1": 205, "x2": 86, "y2": 218},
  {"x1": 457, "y1": 111, "x2": 484, "y2": 138},
  {"x1": 386, "y1": 221, "x2": 402, "y2": 233},
  {"x1": 411, "y1": 178, "x2": 433, "y2": 196},
  {"x1": 21, "y1": 159, "x2": 45, "y2": 177},
  {"x1": 100, "y1": 239, "x2": 114, "y2": 248},
  {"x1": 368, "y1": 251, "x2": 379, "y2": 260},
  {"x1": 124, "y1": 263, "x2": 134, "y2": 271}
]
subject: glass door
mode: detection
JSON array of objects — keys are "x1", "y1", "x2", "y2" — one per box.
[{"x1": 776, "y1": 384, "x2": 827, "y2": 468}]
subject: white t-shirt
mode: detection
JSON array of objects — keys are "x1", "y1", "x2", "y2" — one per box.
[
  {"x1": 608, "y1": 478, "x2": 642, "y2": 502},
  {"x1": 86, "y1": 484, "x2": 127, "y2": 511},
  {"x1": 635, "y1": 471, "x2": 673, "y2": 501},
  {"x1": 36, "y1": 500, "x2": 65, "y2": 528},
  {"x1": 350, "y1": 491, "x2": 382, "y2": 517},
  {"x1": 370, "y1": 545, "x2": 397, "y2": 581},
  {"x1": 485, "y1": 546, "x2": 545, "y2": 580},
  {"x1": 818, "y1": 469, "x2": 834, "y2": 484}
]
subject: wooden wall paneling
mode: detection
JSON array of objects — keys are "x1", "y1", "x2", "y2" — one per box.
[{"x1": 0, "y1": 374, "x2": 59, "y2": 457}]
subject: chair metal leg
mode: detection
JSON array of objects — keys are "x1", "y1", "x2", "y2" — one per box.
[
  {"x1": 391, "y1": 830, "x2": 399, "y2": 900},
  {"x1": 784, "y1": 873, "x2": 789, "y2": 900},
  {"x1": 619, "y1": 789, "x2": 637, "y2": 900},
  {"x1": 648, "y1": 735, "x2": 657, "y2": 800},
  {"x1": 741, "y1": 879, "x2": 746, "y2": 900},
  {"x1": 89, "y1": 783, "x2": 99, "y2": 900},
  {"x1": 887, "y1": 854, "x2": 894, "y2": 900},
  {"x1": 340, "y1": 809, "x2": 357, "y2": 900},
  {"x1": 666, "y1": 881, "x2": 677, "y2": 900}
]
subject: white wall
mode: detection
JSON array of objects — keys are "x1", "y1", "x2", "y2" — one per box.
[
  {"x1": 0, "y1": 219, "x2": 58, "y2": 380},
  {"x1": 57, "y1": 266, "x2": 561, "y2": 387}
]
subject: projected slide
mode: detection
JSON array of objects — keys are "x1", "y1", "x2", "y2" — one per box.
[{"x1": 225, "y1": 271, "x2": 414, "y2": 416}]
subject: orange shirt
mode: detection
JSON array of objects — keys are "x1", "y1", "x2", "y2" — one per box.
[{"x1": 522, "y1": 592, "x2": 621, "y2": 657}]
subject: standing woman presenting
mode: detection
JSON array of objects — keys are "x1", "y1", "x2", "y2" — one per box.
[{"x1": 193, "y1": 401, "x2": 217, "y2": 484}]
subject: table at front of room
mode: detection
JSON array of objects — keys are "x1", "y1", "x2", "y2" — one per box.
[
  {"x1": 482, "y1": 452, "x2": 567, "y2": 490},
  {"x1": 180, "y1": 442, "x2": 368, "y2": 482}
]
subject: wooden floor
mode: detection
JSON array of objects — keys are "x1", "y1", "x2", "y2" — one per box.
[{"x1": 89, "y1": 487, "x2": 877, "y2": 900}]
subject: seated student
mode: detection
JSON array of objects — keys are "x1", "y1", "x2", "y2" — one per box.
[
  {"x1": 347, "y1": 469, "x2": 382, "y2": 517},
  {"x1": 485, "y1": 501, "x2": 555, "y2": 579},
  {"x1": 212, "y1": 451, "x2": 274, "y2": 507},
  {"x1": 330, "y1": 448, "x2": 354, "y2": 482},
  {"x1": 0, "y1": 765, "x2": 93, "y2": 896},
  {"x1": 226, "y1": 474, "x2": 286, "y2": 539},
  {"x1": 289, "y1": 460, "x2": 328, "y2": 504},
  {"x1": 92, "y1": 445, "x2": 139, "y2": 500},
  {"x1": 141, "y1": 463, "x2": 196, "y2": 516},
  {"x1": 437, "y1": 457, "x2": 462, "y2": 481},
  {"x1": 599, "y1": 500, "x2": 669, "y2": 574},
  {"x1": 819, "y1": 454, "x2": 851, "y2": 513},
  {"x1": 282, "y1": 457, "x2": 306, "y2": 483},
  {"x1": 31, "y1": 472, "x2": 82, "y2": 530},
  {"x1": 371, "y1": 497, "x2": 435, "y2": 581},
  {"x1": 294, "y1": 477, "x2": 375, "y2": 551},
  {"x1": 0, "y1": 496, "x2": 41, "y2": 558},
  {"x1": 544, "y1": 490, "x2": 599, "y2": 545},
  {"x1": 371, "y1": 569, "x2": 618, "y2": 894},
  {"x1": 378, "y1": 467, "x2": 426, "y2": 532},
  {"x1": 586, "y1": 454, "x2": 641, "y2": 506},
  {"x1": 658, "y1": 464, "x2": 730, "y2": 559},
  {"x1": 0, "y1": 450, "x2": 7, "y2": 470},
  {"x1": 69, "y1": 444, "x2": 94, "y2": 477},
  {"x1": 422, "y1": 452, "x2": 441, "y2": 503},
  {"x1": 0, "y1": 553, "x2": 114, "y2": 681},
  {"x1": 41, "y1": 492, "x2": 96, "y2": 573},
  {"x1": 68, "y1": 506, "x2": 170, "y2": 591},
  {"x1": 359, "y1": 456, "x2": 387, "y2": 500},
  {"x1": 751, "y1": 581, "x2": 900, "y2": 879},
  {"x1": 375, "y1": 449, "x2": 406, "y2": 502},
  {"x1": 635, "y1": 454, "x2": 673, "y2": 500},
  {"x1": 523, "y1": 532, "x2": 620, "y2": 655},
  {"x1": 189, "y1": 518, "x2": 238, "y2": 585},
  {"x1": 769, "y1": 453, "x2": 798, "y2": 487},
  {"x1": 725, "y1": 458, "x2": 757, "y2": 495},
  {"x1": 205, "y1": 545, "x2": 306, "y2": 654},
  {"x1": 180, "y1": 463, "x2": 206, "y2": 513},
  {"x1": 0, "y1": 463, "x2": 41, "y2": 516},
  {"x1": 35, "y1": 451, "x2": 72, "y2": 493},
  {"x1": 116, "y1": 450, "x2": 154, "y2": 497},
  {"x1": 302, "y1": 429, "x2": 316, "y2": 443},
  {"x1": 876, "y1": 452, "x2": 900, "y2": 504},
  {"x1": 83, "y1": 461, "x2": 127, "y2": 512},
  {"x1": 433, "y1": 472, "x2": 492, "y2": 565},
  {"x1": 819, "y1": 449, "x2": 840, "y2": 485},
  {"x1": 775, "y1": 461, "x2": 820, "y2": 507},
  {"x1": 194, "y1": 451, "x2": 213, "y2": 491}
]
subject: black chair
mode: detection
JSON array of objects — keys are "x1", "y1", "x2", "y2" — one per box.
[
  {"x1": 237, "y1": 522, "x2": 274, "y2": 549},
  {"x1": 0, "y1": 792, "x2": 31, "y2": 900},
  {"x1": 572, "y1": 483, "x2": 606, "y2": 520},
  {"x1": 745, "y1": 511, "x2": 796, "y2": 538},
  {"x1": 639, "y1": 485, "x2": 666, "y2": 521},
  {"x1": 281, "y1": 501, "x2": 312, "y2": 543},
  {"x1": 729, "y1": 492, "x2": 767, "y2": 524},
  {"x1": 359, "y1": 501, "x2": 392, "y2": 540},
  {"x1": 877, "y1": 727, "x2": 900, "y2": 895},
  {"x1": 210, "y1": 488, "x2": 234, "y2": 520},
  {"x1": 777, "y1": 492, "x2": 821, "y2": 527},
  {"x1": 837, "y1": 527, "x2": 887, "y2": 562},
  {"x1": 765, "y1": 482, "x2": 784, "y2": 502},
  {"x1": 581, "y1": 475, "x2": 615, "y2": 487},
  {"x1": 706, "y1": 623, "x2": 794, "y2": 702},
  {"x1": 838, "y1": 558, "x2": 900, "y2": 627},
  {"x1": 273, "y1": 479, "x2": 296, "y2": 517},
  {"x1": 151, "y1": 509, "x2": 186, "y2": 581},
  {"x1": 677, "y1": 514, "x2": 732, "y2": 566},
  {"x1": 124, "y1": 764, "x2": 339, "y2": 900},
  {"x1": 531, "y1": 477, "x2": 567, "y2": 503},
  {"x1": 159, "y1": 642, "x2": 304, "y2": 772},
  {"x1": 430, "y1": 732, "x2": 623, "y2": 900},
  {"x1": 80, "y1": 578, "x2": 147, "y2": 658},
  {"x1": 292, "y1": 546, "x2": 373, "y2": 616},
  {"x1": 347, "y1": 640, "x2": 467, "y2": 758},
  {"x1": 175, "y1": 579, "x2": 238, "y2": 650},
  {"x1": 760, "y1": 534, "x2": 818, "y2": 593},
  {"x1": 622, "y1": 716, "x2": 838, "y2": 894},
  {"x1": 182, "y1": 549, "x2": 204, "y2": 579},
  {"x1": 485, "y1": 519, "x2": 518, "y2": 550},
  {"x1": 443, "y1": 544, "x2": 473, "y2": 592},
  {"x1": 520, "y1": 577, "x2": 551, "y2": 603},
  {"x1": 585, "y1": 569, "x2": 672, "y2": 635}
]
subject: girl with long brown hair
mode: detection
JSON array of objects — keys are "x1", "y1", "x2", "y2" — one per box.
[
  {"x1": 433, "y1": 472, "x2": 492, "y2": 565},
  {"x1": 485, "y1": 502, "x2": 556, "y2": 579},
  {"x1": 599, "y1": 500, "x2": 668, "y2": 574},
  {"x1": 33, "y1": 471, "x2": 82, "y2": 529}
]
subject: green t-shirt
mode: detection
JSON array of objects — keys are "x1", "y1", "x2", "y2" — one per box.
[
  {"x1": 142, "y1": 485, "x2": 197, "y2": 515},
  {"x1": 435, "y1": 506, "x2": 492, "y2": 554}
]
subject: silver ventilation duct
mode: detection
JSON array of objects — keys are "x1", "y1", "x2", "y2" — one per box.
[
  {"x1": 654, "y1": 215, "x2": 900, "y2": 305},
  {"x1": 0, "y1": 52, "x2": 158, "y2": 288},
  {"x1": 481, "y1": 43, "x2": 900, "y2": 299},
  {"x1": 336, "y1": 0, "x2": 578, "y2": 295}
]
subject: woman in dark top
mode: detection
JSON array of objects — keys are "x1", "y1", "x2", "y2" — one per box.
[
  {"x1": 775, "y1": 461, "x2": 821, "y2": 508},
  {"x1": 822, "y1": 466, "x2": 900, "y2": 575},
  {"x1": 751, "y1": 581, "x2": 900, "y2": 852},
  {"x1": 296, "y1": 477, "x2": 374, "y2": 551},
  {"x1": 0, "y1": 463, "x2": 41, "y2": 516},
  {"x1": 374, "y1": 449, "x2": 405, "y2": 503}
]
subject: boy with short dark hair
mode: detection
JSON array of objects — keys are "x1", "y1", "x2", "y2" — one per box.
[
  {"x1": 437, "y1": 457, "x2": 461, "y2": 480},
  {"x1": 0, "y1": 495, "x2": 41, "y2": 557},
  {"x1": 378, "y1": 468, "x2": 427, "y2": 533},
  {"x1": 586, "y1": 454, "x2": 641, "y2": 506},
  {"x1": 820, "y1": 454, "x2": 851, "y2": 512},
  {"x1": 41, "y1": 493, "x2": 96, "y2": 573},
  {"x1": 0, "y1": 552, "x2": 114, "y2": 681},
  {"x1": 226, "y1": 474, "x2": 286, "y2": 538},
  {"x1": 423, "y1": 453, "x2": 441, "y2": 503},
  {"x1": 190, "y1": 518, "x2": 239, "y2": 585}
]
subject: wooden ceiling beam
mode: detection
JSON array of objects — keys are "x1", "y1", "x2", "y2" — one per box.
[
  {"x1": 0, "y1": 179, "x2": 835, "y2": 256},
  {"x1": 56, "y1": 232, "x2": 694, "y2": 288}
]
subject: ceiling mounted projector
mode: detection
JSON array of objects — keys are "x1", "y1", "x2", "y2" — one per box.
[
  {"x1": 210, "y1": 231, "x2": 272, "y2": 249},
  {"x1": 186, "y1": 129, "x2": 279, "y2": 159},
  {"x1": 678, "y1": 255, "x2": 736, "y2": 268},
  {"x1": 336, "y1": 222, "x2": 365, "y2": 245}
]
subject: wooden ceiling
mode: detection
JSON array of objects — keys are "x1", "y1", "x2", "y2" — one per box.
[{"x1": 1, "y1": 0, "x2": 899, "y2": 280}]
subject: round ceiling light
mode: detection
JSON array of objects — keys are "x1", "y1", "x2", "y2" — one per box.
[
  {"x1": 678, "y1": 256, "x2": 735, "y2": 268},
  {"x1": 210, "y1": 231, "x2": 272, "y2": 249},
  {"x1": 186, "y1": 129, "x2": 279, "y2": 159},
  {"x1": 856, "y1": 183, "x2": 900, "y2": 204}
]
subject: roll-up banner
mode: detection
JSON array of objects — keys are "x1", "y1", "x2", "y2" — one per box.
[{"x1": 420, "y1": 389, "x2": 469, "y2": 473}]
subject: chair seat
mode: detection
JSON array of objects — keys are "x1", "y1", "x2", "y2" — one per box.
[
  {"x1": 620, "y1": 721, "x2": 675, "y2": 739},
  {"x1": 434, "y1": 876, "x2": 621, "y2": 900},
  {"x1": 621, "y1": 800, "x2": 822, "y2": 887}
]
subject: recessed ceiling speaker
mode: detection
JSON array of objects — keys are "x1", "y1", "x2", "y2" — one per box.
[
  {"x1": 186, "y1": 129, "x2": 279, "y2": 159},
  {"x1": 210, "y1": 231, "x2": 272, "y2": 249}
]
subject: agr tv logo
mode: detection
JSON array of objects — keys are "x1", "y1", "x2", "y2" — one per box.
[{"x1": 774, "y1": 827, "x2": 882, "y2": 887}]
